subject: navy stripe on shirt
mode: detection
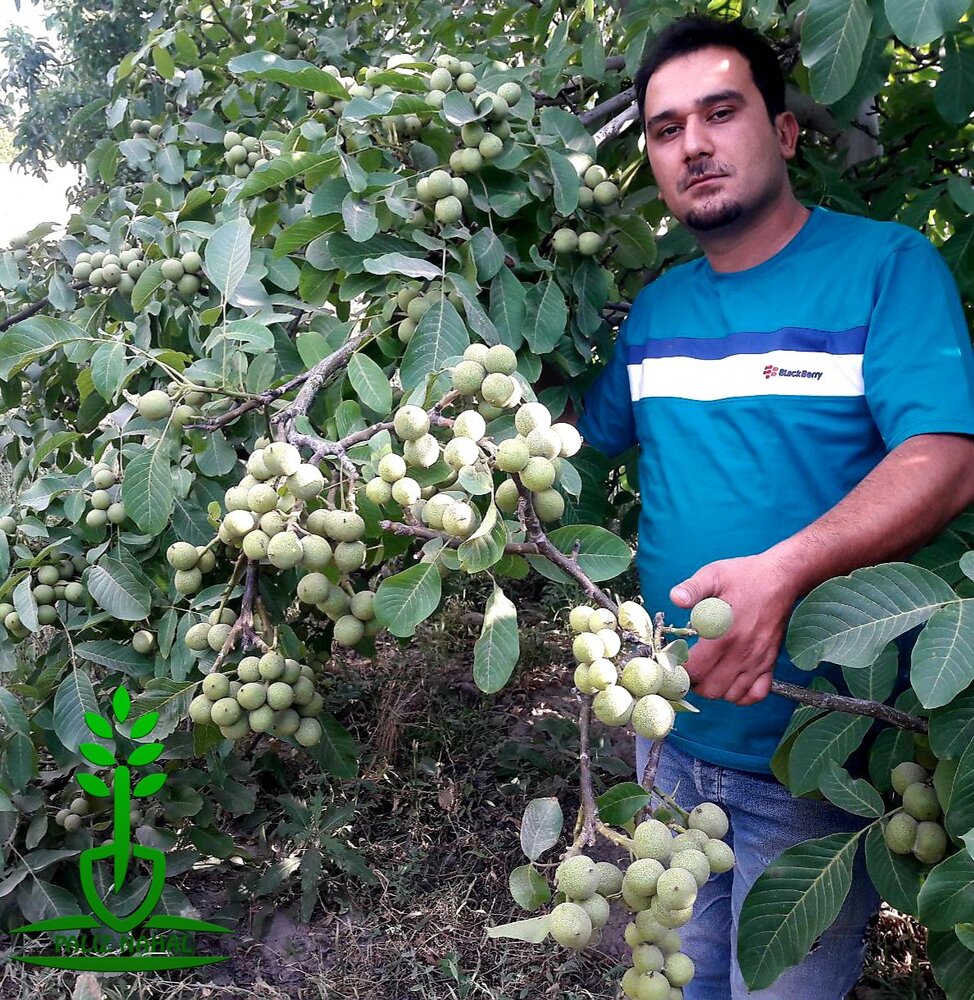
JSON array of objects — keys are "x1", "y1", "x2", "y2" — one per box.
[{"x1": 626, "y1": 325, "x2": 868, "y2": 363}]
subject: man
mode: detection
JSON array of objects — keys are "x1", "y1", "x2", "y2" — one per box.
[{"x1": 575, "y1": 15, "x2": 974, "y2": 1000}]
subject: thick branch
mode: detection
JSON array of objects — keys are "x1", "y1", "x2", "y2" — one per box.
[
  {"x1": 772, "y1": 681, "x2": 928, "y2": 732},
  {"x1": 575, "y1": 697, "x2": 599, "y2": 850},
  {"x1": 273, "y1": 332, "x2": 370, "y2": 429},
  {"x1": 580, "y1": 85, "x2": 636, "y2": 128},
  {"x1": 195, "y1": 331, "x2": 370, "y2": 434}
]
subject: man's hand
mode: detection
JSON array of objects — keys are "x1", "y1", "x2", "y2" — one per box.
[{"x1": 669, "y1": 554, "x2": 799, "y2": 706}]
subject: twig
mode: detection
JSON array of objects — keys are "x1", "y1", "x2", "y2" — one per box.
[{"x1": 0, "y1": 280, "x2": 88, "y2": 332}]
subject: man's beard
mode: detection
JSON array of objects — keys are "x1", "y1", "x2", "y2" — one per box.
[{"x1": 684, "y1": 197, "x2": 743, "y2": 231}]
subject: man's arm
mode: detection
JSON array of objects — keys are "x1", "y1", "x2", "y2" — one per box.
[{"x1": 669, "y1": 433, "x2": 974, "y2": 706}]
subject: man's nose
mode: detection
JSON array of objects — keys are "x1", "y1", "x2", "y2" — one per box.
[{"x1": 681, "y1": 115, "x2": 715, "y2": 161}]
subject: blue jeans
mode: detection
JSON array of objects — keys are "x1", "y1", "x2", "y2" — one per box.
[{"x1": 636, "y1": 737, "x2": 880, "y2": 1000}]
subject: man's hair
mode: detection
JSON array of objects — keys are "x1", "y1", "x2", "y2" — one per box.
[{"x1": 633, "y1": 16, "x2": 786, "y2": 131}]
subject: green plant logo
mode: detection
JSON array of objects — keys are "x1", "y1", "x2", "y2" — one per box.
[{"x1": 12, "y1": 685, "x2": 231, "y2": 970}]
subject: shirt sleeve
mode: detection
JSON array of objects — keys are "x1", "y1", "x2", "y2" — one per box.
[
  {"x1": 576, "y1": 309, "x2": 637, "y2": 460},
  {"x1": 863, "y1": 238, "x2": 974, "y2": 452}
]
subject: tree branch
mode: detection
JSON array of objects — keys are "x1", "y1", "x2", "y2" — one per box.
[
  {"x1": 771, "y1": 681, "x2": 928, "y2": 732},
  {"x1": 0, "y1": 280, "x2": 88, "y2": 333}
]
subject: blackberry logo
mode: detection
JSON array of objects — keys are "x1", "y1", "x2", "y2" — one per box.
[{"x1": 763, "y1": 365, "x2": 823, "y2": 381}]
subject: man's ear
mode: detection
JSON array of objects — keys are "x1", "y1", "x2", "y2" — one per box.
[{"x1": 776, "y1": 111, "x2": 801, "y2": 160}]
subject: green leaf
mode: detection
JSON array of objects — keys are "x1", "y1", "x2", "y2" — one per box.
[
  {"x1": 87, "y1": 558, "x2": 151, "y2": 621},
  {"x1": 341, "y1": 193, "x2": 378, "y2": 243},
  {"x1": 572, "y1": 258, "x2": 610, "y2": 336},
  {"x1": 30, "y1": 430, "x2": 83, "y2": 475},
  {"x1": 509, "y1": 865, "x2": 551, "y2": 912},
  {"x1": 7, "y1": 733, "x2": 36, "y2": 790},
  {"x1": 127, "y1": 743, "x2": 164, "y2": 767},
  {"x1": 440, "y1": 90, "x2": 481, "y2": 126},
  {"x1": 274, "y1": 217, "x2": 338, "y2": 257},
  {"x1": 788, "y1": 712, "x2": 873, "y2": 795},
  {"x1": 786, "y1": 563, "x2": 955, "y2": 670},
  {"x1": 89, "y1": 341, "x2": 126, "y2": 401},
  {"x1": 52, "y1": 670, "x2": 100, "y2": 753},
  {"x1": 884, "y1": 0, "x2": 969, "y2": 46},
  {"x1": 489, "y1": 266, "x2": 527, "y2": 350},
  {"x1": 918, "y1": 848, "x2": 974, "y2": 930},
  {"x1": 238, "y1": 151, "x2": 337, "y2": 201},
  {"x1": 936, "y1": 33, "x2": 974, "y2": 124},
  {"x1": 305, "y1": 713, "x2": 359, "y2": 778},
  {"x1": 911, "y1": 599, "x2": 974, "y2": 709},
  {"x1": 399, "y1": 299, "x2": 469, "y2": 391},
  {"x1": 347, "y1": 352, "x2": 392, "y2": 416},
  {"x1": 227, "y1": 51, "x2": 349, "y2": 95},
  {"x1": 13, "y1": 575, "x2": 38, "y2": 633},
  {"x1": 801, "y1": 0, "x2": 872, "y2": 104},
  {"x1": 526, "y1": 525, "x2": 632, "y2": 583},
  {"x1": 470, "y1": 228, "x2": 506, "y2": 282},
  {"x1": 445, "y1": 273, "x2": 500, "y2": 346},
  {"x1": 77, "y1": 641, "x2": 153, "y2": 677},
  {"x1": 204, "y1": 217, "x2": 253, "y2": 302},
  {"x1": 597, "y1": 781, "x2": 652, "y2": 826},
  {"x1": 131, "y1": 260, "x2": 167, "y2": 311},
  {"x1": 930, "y1": 686, "x2": 974, "y2": 758},
  {"x1": 155, "y1": 145, "x2": 184, "y2": 185},
  {"x1": 76, "y1": 772, "x2": 111, "y2": 798},
  {"x1": 818, "y1": 761, "x2": 884, "y2": 817},
  {"x1": 459, "y1": 503, "x2": 508, "y2": 575},
  {"x1": 84, "y1": 711, "x2": 113, "y2": 740},
  {"x1": 543, "y1": 148, "x2": 580, "y2": 216},
  {"x1": 523, "y1": 276, "x2": 568, "y2": 354},
  {"x1": 133, "y1": 772, "x2": 167, "y2": 798},
  {"x1": 152, "y1": 45, "x2": 176, "y2": 80},
  {"x1": 485, "y1": 914, "x2": 551, "y2": 943},
  {"x1": 131, "y1": 678, "x2": 196, "y2": 739},
  {"x1": 0, "y1": 316, "x2": 87, "y2": 380},
  {"x1": 738, "y1": 831, "x2": 860, "y2": 991},
  {"x1": 842, "y1": 642, "x2": 898, "y2": 703},
  {"x1": 928, "y1": 929, "x2": 974, "y2": 1000},
  {"x1": 121, "y1": 446, "x2": 174, "y2": 537},
  {"x1": 362, "y1": 252, "x2": 441, "y2": 280},
  {"x1": 79, "y1": 742, "x2": 116, "y2": 767},
  {"x1": 473, "y1": 584, "x2": 520, "y2": 693},
  {"x1": 520, "y1": 796, "x2": 563, "y2": 861},
  {"x1": 944, "y1": 740, "x2": 974, "y2": 841},
  {"x1": 374, "y1": 563, "x2": 442, "y2": 638},
  {"x1": 864, "y1": 824, "x2": 923, "y2": 917},
  {"x1": 0, "y1": 688, "x2": 31, "y2": 737}
]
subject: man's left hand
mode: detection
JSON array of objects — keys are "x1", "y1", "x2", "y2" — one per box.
[{"x1": 669, "y1": 554, "x2": 798, "y2": 706}]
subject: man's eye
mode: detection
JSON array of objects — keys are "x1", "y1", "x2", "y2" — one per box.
[{"x1": 712, "y1": 108, "x2": 732, "y2": 120}]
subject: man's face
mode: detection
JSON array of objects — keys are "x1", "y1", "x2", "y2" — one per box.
[{"x1": 642, "y1": 46, "x2": 796, "y2": 233}]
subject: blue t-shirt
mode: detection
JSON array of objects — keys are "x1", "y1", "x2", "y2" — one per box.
[{"x1": 578, "y1": 204, "x2": 974, "y2": 772}]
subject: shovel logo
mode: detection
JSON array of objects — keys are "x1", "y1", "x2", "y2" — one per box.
[{"x1": 12, "y1": 685, "x2": 231, "y2": 970}]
